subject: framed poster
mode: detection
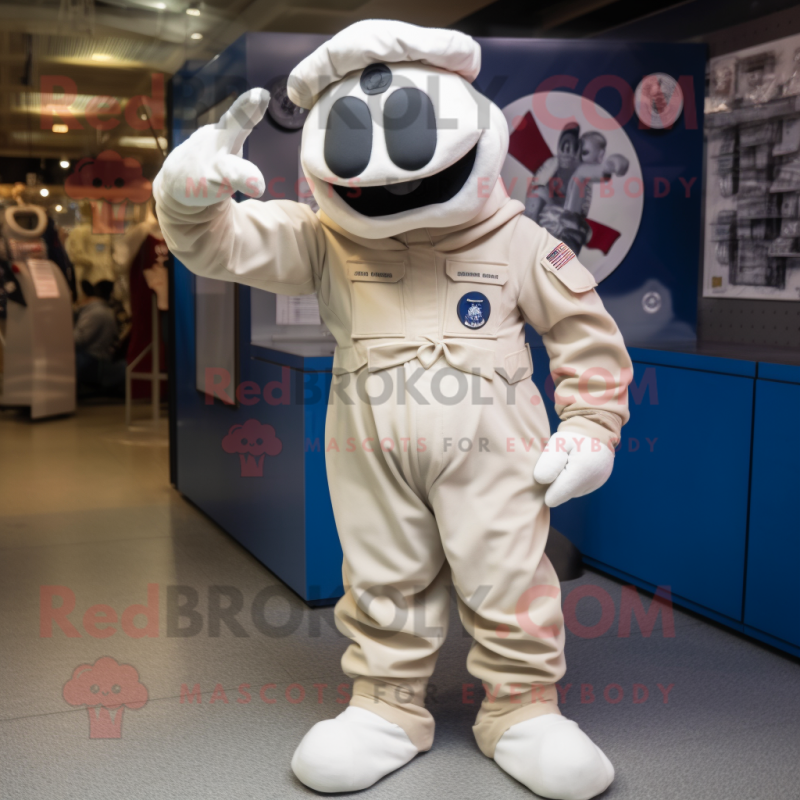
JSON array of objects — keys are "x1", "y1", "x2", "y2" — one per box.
[
  {"x1": 704, "y1": 32, "x2": 800, "y2": 301},
  {"x1": 479, "y1": 37, "x2": 705, "y2": 343}
]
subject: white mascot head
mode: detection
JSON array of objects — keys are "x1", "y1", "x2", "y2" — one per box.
[{"x1": 287, "y1": 20, "x2": 509, "y2": 240}]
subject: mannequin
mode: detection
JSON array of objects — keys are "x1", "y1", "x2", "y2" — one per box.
[
  {"x1": 154, "y1": 21, "x2": 631, "y2": 800},
  {"x1": 0, "y1": 202, "x2": 76, "y2": 416},
  {"x1": 113, "y1": 199, "x2": 162, "y2": 319},
  {"x1": 0, "y1": 203, "x2": 50, "y2": 309},
  {"x1": 125, "y1": 203, "x2": 168, "y2": 399},
  {"x1": 114, "y1": 199, "x2": 161, "y2": 277},
  {"x1": 65, "y1": 202, "x2": 119, "y2": 292}
]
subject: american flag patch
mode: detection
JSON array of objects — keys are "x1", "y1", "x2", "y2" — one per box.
[{"x1": 545, "y1": 243, "x2": 575, "y2": 270}]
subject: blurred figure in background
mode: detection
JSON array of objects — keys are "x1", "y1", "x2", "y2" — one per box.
[{"x1": 74, "y1": 280, "x2": 126, "y2": 397}]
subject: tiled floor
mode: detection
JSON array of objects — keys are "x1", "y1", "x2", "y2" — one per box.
[{"x1": 1, "y1": 403, "x2": 799, "y2": 799}]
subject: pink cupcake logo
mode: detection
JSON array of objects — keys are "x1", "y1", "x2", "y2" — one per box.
[
  {"x1": 63, "y1": 657, "x2": 148, "y2": 739},
  {"x1": 64, "y1": 150, "x2": 152, "y2": 234},
  {"x1": 222, "y1": 419, "x2": 282, "y2": 477}
]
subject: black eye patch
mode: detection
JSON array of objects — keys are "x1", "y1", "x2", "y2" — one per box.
[
  {"x1": 324, "y1": 96, "x2": 372, "y2": 179},
  {"x1": 383, "y1": 88, "x2": 437, "y2": 172},
  {"x1": 360, "y1": 63, "x2": 392, "y2": 95}
]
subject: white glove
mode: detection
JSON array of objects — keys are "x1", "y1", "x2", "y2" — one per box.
[
  {"x1": 533, "y1": 428, "x2": 615, "y2": 508},
  {"x1": 154, "y1": 88, "x2": 270, "y2": 208}
]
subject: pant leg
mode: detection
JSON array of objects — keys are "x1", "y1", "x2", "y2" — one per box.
[
  {"x1": 429, "y1": 371, "x2": 566, "y2": 758},
  {"x1": 325, "y1": 366, "x2": 451, "y2": 752},
  {"x1": 75, "y1": 350, "x2": 100, "y2": 388}
]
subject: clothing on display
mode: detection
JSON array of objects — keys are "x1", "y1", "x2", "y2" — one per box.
[
  {"x1": 143, "y1": 243, "x2": 169, "y2": 311},
  {"x1": 43, "y1": 216, "x2": 76, "y2": 302},
  {"x1": 127, "y1": 231, "x2": 168, "y2": 399},
  {"x1": 154, "y1": 19, "x2": 631, "y2": 800},
  {"x1": 64, "y1": 223, "x2": 119, "y2": 288},
  {"x1": 0, "y1": 252, "x2": 25, "y2": 315}
]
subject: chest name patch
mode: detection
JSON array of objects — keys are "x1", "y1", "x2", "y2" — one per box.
[
  {"x1": 545, "y1": 243, "x2": 576, "y2": 270},
  {"x1": 351, "y1": 270, "x2": 397, "y2": 281},
  {"x1": 458, "y1": 292, "x2": 491, "y2": 329}
]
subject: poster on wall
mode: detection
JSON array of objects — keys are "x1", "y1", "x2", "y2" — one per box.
[
  {"x1": 704, "y1": 33, "x2": 800, "y2": 301},
  {"x1": 477, "y1": 38, "x2": 705, "y2": 344},
  {"x1": 501, "y1": 92, "x2": 645, "y2": 286}
]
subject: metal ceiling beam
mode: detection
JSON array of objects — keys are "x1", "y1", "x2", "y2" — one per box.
[
  {"x1": 535, "y1": 0, "x2": 622, "y2": 31},
  {"x1": 0, "y1": 4, "x2": 198, "y2": 46},
  {"x1": 0, "y1": 145, "x2": 164, "y2": 160}
]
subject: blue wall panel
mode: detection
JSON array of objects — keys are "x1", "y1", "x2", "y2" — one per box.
[
  {"x1": 531, "y1": 345, "x2": 753, "y2": 622},
  {"x1": 744, "y1": 378, "x2": 800, "y2": 648}
]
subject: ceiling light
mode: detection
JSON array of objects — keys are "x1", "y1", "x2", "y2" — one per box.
[
  {"x1": 92, "y1": 53, "x2": 112, "y2": 62},
  {"x1": 155, "y1": 2, "x2": 166, "y2": 7},
  {"x1": 60, "y1": 159, "x2": 70, "y2": 168},
  {"x1": 40, "y1": 188, "x2": 50, "y2": 197},
  {"x1": 190, "y1": 32, "x2": 203, "y2": 40},
  {"x1": 186, "y1": 5, "x2": 200, "y2": 15},
  {"x1": 55, "y1": 204, "x2": 63, "y2": 212},
  {"x1": 118, "y1": 135, "x2": 169, "y2": 150},
  {"x1": 52, "y1": 124, "x2": 69, "y2": 133}
]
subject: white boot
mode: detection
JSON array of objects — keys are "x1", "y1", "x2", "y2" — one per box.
[
  {"x1": 494, "y1": 714, "x2": 614, "y2": 800},
  {"x1": 291, "y1": 706, "x2": 419, "y2": 792}
]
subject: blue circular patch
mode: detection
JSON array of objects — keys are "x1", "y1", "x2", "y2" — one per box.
[{"x1": 458, "y1": 291, "x2": 491, "y2": 329}]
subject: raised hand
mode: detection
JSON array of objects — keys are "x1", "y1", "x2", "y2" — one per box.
[{"x1": 154, "y1": 88, "x2": 270, "y2": 208}]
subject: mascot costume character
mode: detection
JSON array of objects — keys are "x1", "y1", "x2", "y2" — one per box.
[{"x1": 154, "y1": 20, "x2": 632, "y2": 800}]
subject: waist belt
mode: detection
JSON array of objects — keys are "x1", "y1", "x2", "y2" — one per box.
[{"x1": 366, "y1": 336, "x2": 496, "y2": 380}]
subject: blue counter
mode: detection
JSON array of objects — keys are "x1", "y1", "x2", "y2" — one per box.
[
  {"x1": 530, "y1": 340, "x2": 800, "y2": 657},
  {"x1": 175, "y1": 284, "x2": 800, "y2": 650},
  {"x1": 744, "y1": 364, "x2": 800, "y2": 654}
]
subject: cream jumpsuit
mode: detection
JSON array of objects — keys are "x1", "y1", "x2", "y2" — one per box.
[{"x1": 155, "y1": 181, "x2": 632, "y2": 758}]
